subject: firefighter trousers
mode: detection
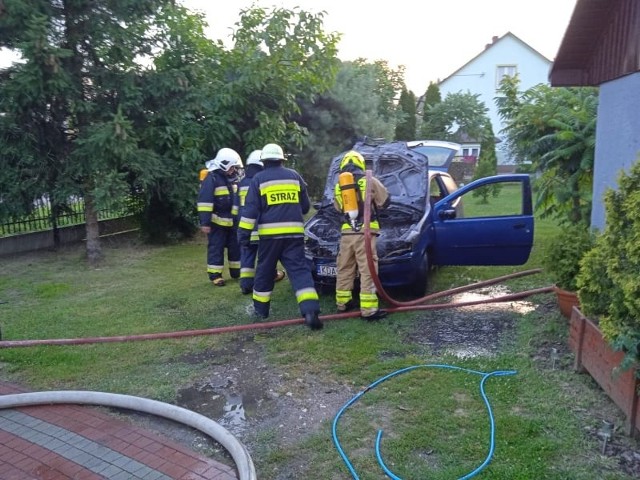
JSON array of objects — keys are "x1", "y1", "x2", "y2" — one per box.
[
  {"x1": 239, "y1": 242, "x2": 258, "y2": 291},
  {"x1": 336, "y1": 233, "x2": 380, "y2": 316},
  {"x1": 252, "y1": 237, "x2": 319, "y2": 318},
  {"x1": 207, "y1": 225, "x2": 240, "y2": 280}
]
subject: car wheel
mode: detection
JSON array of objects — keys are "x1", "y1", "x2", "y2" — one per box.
[{"x1": 408, "y1": 250, "x2": 429, "y2": 297}]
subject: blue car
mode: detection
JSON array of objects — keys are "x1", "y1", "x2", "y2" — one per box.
[{"x1": 304, "y1": 139, "x2": 534, "y2": 296}]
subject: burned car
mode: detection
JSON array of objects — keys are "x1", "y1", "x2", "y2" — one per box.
[{"x1": 304, "y1": 139, "x2": 534, "y2": 296}]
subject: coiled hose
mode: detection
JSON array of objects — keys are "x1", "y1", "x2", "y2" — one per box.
[
  {"x1": 0, "y1": 390, "x2": 257, "y2": 480},
  {"x1": 332, "y1": 364, "x2": 517, "y2": 480}
]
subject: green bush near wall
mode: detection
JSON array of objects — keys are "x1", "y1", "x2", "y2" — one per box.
[{"x1": 577, "y1": 155, "x2": 640, "y2": 369}]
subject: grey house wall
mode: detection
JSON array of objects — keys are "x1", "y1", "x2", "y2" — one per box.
[{"x1": 591, "y1": 73, "x2": 640, "y2": 230}]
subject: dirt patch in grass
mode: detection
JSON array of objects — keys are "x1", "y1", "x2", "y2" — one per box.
[
  {"x1": 121, "y1": 292, "x2": 640, "y2": 479},
  {"x1": 119, "y1": 334, "x2": 356, "y2": 476},
  {"x1": 174, "y1": 337, "x2": 356, "y2": 450}
]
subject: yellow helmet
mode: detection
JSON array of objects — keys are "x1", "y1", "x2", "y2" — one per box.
[{"x1": 339, "y1": 150, "x2": 365, "y2": 171}]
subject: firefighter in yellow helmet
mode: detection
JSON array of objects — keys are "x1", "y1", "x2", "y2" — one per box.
[{"x1": 334, "y1": 150, "x2": 390, "y2": 320}]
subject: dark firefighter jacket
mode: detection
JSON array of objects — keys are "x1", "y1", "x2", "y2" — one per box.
[
  {"x1": 237, "y1": 163, "x2": 310, "y2": 243},
  {"x1": 197, "y1": 170, "x2": 238, "y2": 228},
  {"x1": 238, "y1": 164, "x2": 263, "y2": 242}
]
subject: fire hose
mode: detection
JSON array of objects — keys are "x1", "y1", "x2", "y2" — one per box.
[
  {"x1": 0, "y1": 172, "x2": 552, "y2": 347},
  {"x1": 0, "y1": 170, "x2": 554, "y2": 480},
  {"x1": 362, "y1": 169, "x2": 552, "y2": 308}
]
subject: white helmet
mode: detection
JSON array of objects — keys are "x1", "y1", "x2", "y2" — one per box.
[
  {"x1": 205, "y1": 159, "x2": 216, "y2": 171},
  {"x1": 260, "y1": 143, "x2": 285, "y2": 161},
  {"x1": 212, "y1": 148, "x2": 243, "y2": 172},
  {"x1": 246, "y1": 150, "x2": 263, "y2": 167}
]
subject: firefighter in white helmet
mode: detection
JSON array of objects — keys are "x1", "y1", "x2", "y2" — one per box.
[
  {"x1": 334, "y1": 150, "x2": 390, "y2": 320},
  {"x1": 237, "y1": 149, "x2": 286, "y2": 294},
  {"x1": 197, "y1": 147, "x2": 243, "y2": 286},
  {"x1": 237, "y1": 143, "x2": 322, "y2": 329}
]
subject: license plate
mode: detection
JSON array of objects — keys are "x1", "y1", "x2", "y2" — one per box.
[{"x1": 317, "y1": 264, "x2": 337, "y2": 277}]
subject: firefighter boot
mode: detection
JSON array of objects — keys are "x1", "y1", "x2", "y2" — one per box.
[
  {"x1": 337, "y1": 300, "x2": 357, "y2": 313},
  {"x1": 274, "y1": 270, "x2": 286, "y2": 282},
  {"x1": 362, "y1": 309, "x2": 387, "y2": 321},
  {"x1": 304, "y1": 312, "x2": 323, "y2": 330}
]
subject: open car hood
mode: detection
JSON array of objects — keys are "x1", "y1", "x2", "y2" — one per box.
[{"x1": 305, "y1": 141, "x2": 429, "y2": 259}]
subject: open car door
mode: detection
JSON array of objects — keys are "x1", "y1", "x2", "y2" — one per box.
[{"x1": 431, "y1": 174, "x2": 534, "y2": 266}]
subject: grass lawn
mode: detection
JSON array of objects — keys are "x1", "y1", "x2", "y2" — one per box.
[{"x1": 0, "y1": 191, "x2": 638, "y2": 479}]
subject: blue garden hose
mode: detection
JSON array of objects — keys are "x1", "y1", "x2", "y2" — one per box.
[{"x1": 332, "y1": 364, "x2": 517, "y2": 479}]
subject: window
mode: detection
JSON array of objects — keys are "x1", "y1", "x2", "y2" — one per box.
[
  {"x1": 460, "y1": 181, "x2": 523, "y2": 218},
  {"x1": 462, "y1": 148, "x2": 480, "y2": 157},
  {"x1": 496, "y1": 65, "x2": 517, "y2": 89}
]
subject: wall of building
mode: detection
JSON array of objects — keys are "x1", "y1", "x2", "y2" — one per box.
[
  {"x1": 591, "y1": 73, "x2": 640, "y2": 230},
  {"x1": 439, "y1": 34, "x2": 551, "y2": 166}
]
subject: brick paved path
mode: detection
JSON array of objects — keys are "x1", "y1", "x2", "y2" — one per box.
[{"x1": 0, "y1": 383, "x2": 238, "y2": 480}]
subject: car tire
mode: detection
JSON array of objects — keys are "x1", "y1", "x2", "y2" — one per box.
[{"x1": 408, "y1": 250, "x2": 429, "y2": 297}]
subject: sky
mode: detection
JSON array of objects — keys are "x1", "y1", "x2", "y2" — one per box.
[
  {"x1": 181, "y1": 0, "x2": 578, "y2": 93},
  {"x1": 0, "y1": 0, "x2": 578, "y2": 94}
]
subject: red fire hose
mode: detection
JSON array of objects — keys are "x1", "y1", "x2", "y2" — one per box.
[
  {"x1": 362, "y1": 170, "x2": 551, "y2": 307},
  {"x1": 0, "y1": 171, "x2": 552, "y2": 348}
]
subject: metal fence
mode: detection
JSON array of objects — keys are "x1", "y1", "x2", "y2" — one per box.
[{"x1": 0, "y1": 195, "x2": 143, "y2": 237}]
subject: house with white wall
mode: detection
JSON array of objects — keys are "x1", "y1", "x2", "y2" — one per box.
[{"x1": 436, "y1": 32, "x2": 552, "y2": 169}]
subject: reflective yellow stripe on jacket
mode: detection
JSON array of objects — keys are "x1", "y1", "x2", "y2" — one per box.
[
  {"x1": 257, "y1": 222, "x2": 305, "y2": 236},
  {"x1": 238, "y1": 216, "x2": 256, "y2": 231},
  {"x1": 239, "y1": 186, "x2": 249, "y2": 207},
  {"x1": 211, "y1": 213, "x2": 234, "y2": 227},
  {"x1": 260, "y1": 180, "x2": 301, "y2": 206},
  {"x1": 197, "y1": 202, "x2": 213, "y2": 213}
]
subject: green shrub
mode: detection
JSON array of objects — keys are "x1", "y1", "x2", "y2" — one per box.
[
  {"x1": 577, "y1": 156, "x2": 640, "y2": 367},
  {"x1": 575, "y1": 241, "x2": 614, "y2": 321},
  {"x1": 515, "y1": 162, "x2": 535, "y2": 174},
  {"x1": 543, "y1": 223, "x2": 595, "y2": 291}
]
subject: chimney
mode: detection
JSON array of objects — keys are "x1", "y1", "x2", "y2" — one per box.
[{"x1": 486, "y1": 36, "x2": 500, "y2": 49}]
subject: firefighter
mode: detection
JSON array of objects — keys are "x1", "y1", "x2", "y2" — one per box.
[
  {"x1": 334, "y1": 150, "x2": 390, "y2": 320},
  {"x1": 197, "y1": 148, "x2": 242, "y2": 286},
  {"x1": 238, "y1": 149, "x2": 286, "y2": 294},
  {"x1": 238, "y1": 143, "x2": 322, "y2": 330}
]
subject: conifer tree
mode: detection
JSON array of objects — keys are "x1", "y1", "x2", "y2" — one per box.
[
  {"x1": 472, "y1": 122, "x2": 502, "y2": 203},
  {"x1": 422, "y1": 82, "x2": 442, "y2": 120},
  {"x1": 394, "y1": 87, "x2": 417, "y2": 140}
]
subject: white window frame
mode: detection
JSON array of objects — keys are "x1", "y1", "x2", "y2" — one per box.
[{"x1": 496, "y1": 65, "x2": 517, "y2": 89}]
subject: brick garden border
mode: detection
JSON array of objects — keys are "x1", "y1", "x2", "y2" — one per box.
[{"x1": 569, "y1": 306, "x2": 640, "y2": 437}]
